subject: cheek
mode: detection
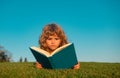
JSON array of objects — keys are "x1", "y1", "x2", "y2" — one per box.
[
  {"x1": 46, "y1": 40, "x2": 50, "y2": 45},
  {"x1": 57, "y1": 40, "x2": 61, "y2": 45}
]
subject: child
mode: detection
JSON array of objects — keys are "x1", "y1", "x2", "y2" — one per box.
[{"x1": 36, "y1": 23, "x2": 80, "y2": 69}]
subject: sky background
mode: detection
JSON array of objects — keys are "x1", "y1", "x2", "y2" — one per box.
[{"x1": 0, "y1": 0, "x2": 120, "y2": 62}]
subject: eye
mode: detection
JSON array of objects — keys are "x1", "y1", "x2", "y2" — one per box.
[
  {"x1": 47, "y1": 38, "x2": 52, "y2": 40},
  {"x1": 55, "y1": 38, "x2": 60, "y2": 40}
]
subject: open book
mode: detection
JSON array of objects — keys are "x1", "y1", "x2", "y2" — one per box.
[{"x1": 29, "y1": 43, "x2": 78, "y2": 69}]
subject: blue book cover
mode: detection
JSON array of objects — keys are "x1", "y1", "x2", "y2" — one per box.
[{"x1": 29, "y1": 43, "x2": 78, "y2": 69}]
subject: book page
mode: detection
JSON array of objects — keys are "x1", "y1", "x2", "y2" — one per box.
[
  {"x1": 51, "y1": 43, "x2": 72, "y2": 56},
  {"x1": 30, "y1": 43, "x2": 72, "y2": 57},
  {"x1": 30, "y1": 47, "x2": 51, "y2": 57}
]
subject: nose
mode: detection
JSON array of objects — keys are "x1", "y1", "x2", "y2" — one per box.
[{"x1": 51, "y1": 39, "x2": 55, "y2": 44}]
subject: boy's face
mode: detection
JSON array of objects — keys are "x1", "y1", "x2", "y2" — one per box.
[{"x1": 46, "y1": 34, "x2": 61, "y2": 51}]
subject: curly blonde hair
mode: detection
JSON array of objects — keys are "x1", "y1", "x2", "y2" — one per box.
[{"x1": 39, "y1": 23, "x2": 68, "y2": 52}]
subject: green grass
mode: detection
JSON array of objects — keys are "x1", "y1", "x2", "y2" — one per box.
[{"x1": 0, "y1": 62, "x2": 120, "y2": 78}]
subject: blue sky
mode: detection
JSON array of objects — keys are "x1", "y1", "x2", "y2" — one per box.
[{"x1": 0, "y1": 0, "x2": 120, "y2": 62}]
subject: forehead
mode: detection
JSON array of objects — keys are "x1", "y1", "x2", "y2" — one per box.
[{"x1": 48, "y1": 33, "x2": 59, "y2": 38}]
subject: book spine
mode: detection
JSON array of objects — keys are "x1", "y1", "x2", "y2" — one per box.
[{"x1": 48, "y1": 57, "x2": 56, "y2": 69}]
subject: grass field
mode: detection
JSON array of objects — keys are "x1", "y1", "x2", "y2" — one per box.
[{"x1": 0, "y1": 62, "x2": 120, "y2": 78}]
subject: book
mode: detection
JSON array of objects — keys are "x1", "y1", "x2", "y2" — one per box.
[{"x1": 29, "y1": 43, "x2": 78, "y2": 69}]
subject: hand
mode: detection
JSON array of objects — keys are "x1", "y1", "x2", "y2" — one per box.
[
  {"x1": 35, "y1": 62, "x2": 43, "y2": 69},
  {"x1": 73, "y1": 62, "x2": 80, "y2": 69}
]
